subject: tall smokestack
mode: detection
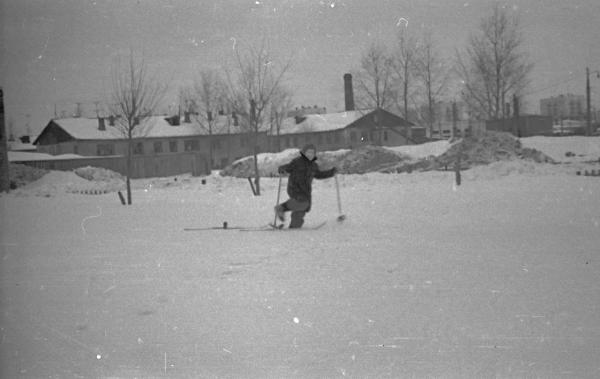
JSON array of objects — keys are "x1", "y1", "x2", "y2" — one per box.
[{"x1": 344, "y1": 73, "x2": 355, "y2": 111}]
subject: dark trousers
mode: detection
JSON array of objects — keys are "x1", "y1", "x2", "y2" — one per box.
[{"x1": 281, "y1": 198, "x2": 310, "y2": 228}]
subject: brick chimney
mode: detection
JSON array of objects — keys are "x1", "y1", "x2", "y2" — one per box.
[
  {"x1": 108, "y1": 115, "x2": 115, "y2": 126},
  {"x1": 184, "y1": 111, "x2": 191, "y2": 123},
  {"x1": 344, "y1": 73, "x2": 355, "y2": 111},
  {"x1": 98, "y1": 117, "x2": 106, "y2": 131}
]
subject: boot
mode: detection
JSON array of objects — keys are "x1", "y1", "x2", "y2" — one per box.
[{"x1": 274, "y1": 204, "x2": 285, "y2": 222}]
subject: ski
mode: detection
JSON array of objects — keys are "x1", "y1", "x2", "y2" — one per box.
[
  {"x1": 184, "y1": 227, "x2": 245, "y2": 231},
  {"x1": 184, "y1": 223, "x2": 268, "y2": 231},
  {"x1": 239, "y1": 221, "x2": 327, "y2": 232}
]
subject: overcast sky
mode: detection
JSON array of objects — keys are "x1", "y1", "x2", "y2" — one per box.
[{"x1": 2, "y1": 0, "x2": 600, "y2": 136}]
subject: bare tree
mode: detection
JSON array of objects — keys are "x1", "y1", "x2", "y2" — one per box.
[
  {"x1": 456, "y1": 3, "x2": 533, "y2": 120},
  {"x1": 392, "y1": 27, "x2": 421, "y2": 122},
  {"x1": 223, "y1": 40, "x2": 292, "y2": 195},
  {"x1": 269, "y1": 86, "x2": 294, "y2": 152},
  {"x1": 188, "y1": 69, "x2": 226, "y2": 169},
  {"x1": 354, "y1": 42, "x2": 396, "y2": 111},
  {"x1": 109, "y1": 51, "x2": 166, "y2": 205},
  {"x1": 415, "y1": 30, "x2": 450, "y2": 137}
]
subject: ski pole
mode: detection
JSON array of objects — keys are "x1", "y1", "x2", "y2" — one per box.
[
  {"x1": 334, "y1": 174, "x2": 346, "y2": 221},
  {"x1": 273, "y1": 175, "x2": 283, "y2": 226}
]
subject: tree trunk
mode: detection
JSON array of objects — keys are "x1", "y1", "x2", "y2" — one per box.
[
  {"x1": 253, "y1": 129, "x2": 260, "y2": 196},
  {"x1": 126, "y1": 135, "x2": 133, "y2": 205}
]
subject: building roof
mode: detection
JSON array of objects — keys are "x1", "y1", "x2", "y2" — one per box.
[
  {"x1": 35, "y1": 115, "x2": 249, "y2": 143},
  {"x1": 34, "y1": 108, "x2": 415, "y2": 143},
  {"x1": 277, "y1": 108, "x2": 415, "y2": 135},
  {"x1": 277, "y1": 110, "x2": 365, "y2": 135}
]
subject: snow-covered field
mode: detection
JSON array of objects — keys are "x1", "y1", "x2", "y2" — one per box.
[{"x1": 1, "y1": 137, "x2": 600, "y2": 378}]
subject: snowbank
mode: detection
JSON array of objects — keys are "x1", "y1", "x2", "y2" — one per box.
[
  {"x1": 463, "y1": 160, "x2": 561, "y2": 181},
  {"x1": 521, "y1": 136, "x2": 600, "y2": 163},
  {"x1": 11, "y1": 166, "x2": 125, "y2": 197},
  {"x1": 9, "y1": 133, "x2": 600, "y2": 197},
  {"x1": 385, "y1": 139, "x2": 453, "y2": 160},
  {"x1": 8, "y1": 163, "x2": 49, "y2": 189},
  {"x1": 220, "y1": 132, "x2": 560, "y2": 177},
  {"x1": 435, "y1": 131, "x2": 554, "y2": 169}
]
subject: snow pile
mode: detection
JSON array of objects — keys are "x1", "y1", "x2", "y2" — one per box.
[
  {"x1": 464, "y1": 160, "x2": 560, "y2": 180},
  {"x1": 73, "y1": 166, "x2": 125, "y2": 193},
  {"x1": 13, "y1": 171, "x2": 99, "y2": 197},
  {"x1": 12, "y1": 166, "x2": 125, "y2": 197},
  {"x1": 521, "y1": 136, "x2": 600, "y2": 163},
  {"x1": 8, "y1": 163, "x2": 49, "y2": 189},
  {"x1": 220, "y1": 132, "x2": 559, "y2": 177},
  {"x1": 220, "y1": 148, "x2": 301, "y2": 177},
  {"x1": 220, "y1": 146, "x2": 413, "y2": 177},
  {"x1": 385, "y1": 139, "x2": 453, "y2": 160},
  {"x1": 435, "y1": 131, "x2": 554, "y2": 169},
  {"x1": 333, "y1": 145, "x2": 410, "y2": 174}
]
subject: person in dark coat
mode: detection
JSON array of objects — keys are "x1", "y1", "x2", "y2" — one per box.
[{"x1": 275, "y1": 144, "x2": 337, "y2": 228}]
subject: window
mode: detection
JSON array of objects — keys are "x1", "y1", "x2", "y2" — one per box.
[
  {"x1": 169, "y1": 140, "x2": 178, "y2": 152},
  {"x1": 211, "y1": 138, "x2": 222, "y2": 150},
  {"x1": 350, "y1": 131, "x2": 357, "y2": 142},
  {"x1": 133, "y1": 142, "x2": 144, "y2": 155},
  {"x1": 154, "y1": 141, "x2": 163, "y2": 153},
  {"x1": 96, "y1": 143, "x2": 114, "y2": 156},
  {"x1": 184, "y1": 139, "x2": 199, "y2": 151},
  {"x1": 383, "y1": 131, "x2": 388, "y2": 141},
  {"x1": 73, "y1": 145, "x2": 78, "y2": 155}
]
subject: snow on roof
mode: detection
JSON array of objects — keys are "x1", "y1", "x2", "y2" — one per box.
[
  {"x1": 51, "y1": 116, "x2": 193, "y2": 140},
  {"x1": 277, "y1": 110, "x2": 368, "y2": 135},
  {"x1": 49, "y1": 115, "x2": 248, "y2": 141},
  {"x1": 8, "y1": 141, "x2": 37, "y2": 151},
  {"x1": 9, "y1": 151, "x2": 88, "y2": 161}
]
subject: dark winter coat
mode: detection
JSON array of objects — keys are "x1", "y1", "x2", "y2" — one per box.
[{"x1": 278, "y1": 153, "x2": 335, "y2": 209}]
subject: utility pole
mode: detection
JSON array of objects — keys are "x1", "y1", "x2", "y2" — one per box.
[
  {"x1": 587, "y1": 67, "x2": 600, "y2": 136},
  {"x1": 587, "y1": 67, "x2": 591, "y2": 136},
  {"x1": 0, "y1": 87, "x2": 10, "y2": 192}
]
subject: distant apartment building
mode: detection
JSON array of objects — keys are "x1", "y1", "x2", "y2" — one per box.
[{"x1": 540, "y1": 94, "x2": 585, "y2": 121}]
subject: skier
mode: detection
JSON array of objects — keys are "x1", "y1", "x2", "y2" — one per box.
[{"x1": 275, "y1": 143, "x2": 337, "y2": 228}]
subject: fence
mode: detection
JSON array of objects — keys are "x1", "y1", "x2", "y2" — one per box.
[{"x1": 11, "y1": 152, "x2": 209, "y2": 178}]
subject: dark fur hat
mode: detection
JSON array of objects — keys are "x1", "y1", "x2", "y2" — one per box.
[{"x1": 301, "y1": 143, "x2": 316, "y2": 153}]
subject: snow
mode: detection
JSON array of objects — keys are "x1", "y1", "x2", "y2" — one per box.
[
  {"x1": 9, "y1": 151, "x2": 88, "y2": 162},
  {"x1": 521, "y1": 136, "x2": 600, "y2": 163},
  {"x1": 1, "y1": 137, "x2": 600, "y2": 378},
  {"x1": 385, "y1": 139, "x2": 453, "y2": 160},
  {"x1": 51, "y1": 116, "x2": 200, "y2": 140},
  {"x1": 279, "y1": 110, "x2": 366, "y2": 134}
]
